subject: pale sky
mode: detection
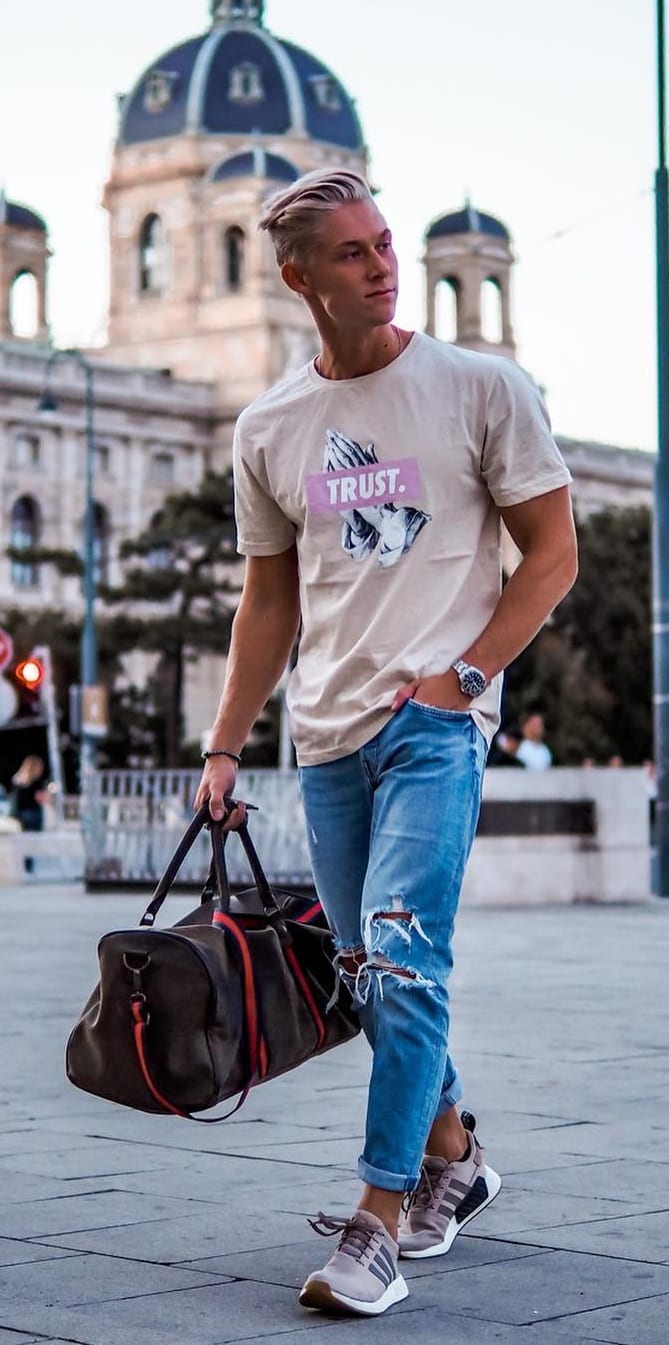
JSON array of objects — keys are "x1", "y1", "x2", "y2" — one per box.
[{"x1": 0, "y1": 0, "x2": 658, "y2": 450}]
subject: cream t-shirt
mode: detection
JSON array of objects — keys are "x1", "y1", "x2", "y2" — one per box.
[{"x1": 233, "y1": 333, "x2": 572, "y2": 766}]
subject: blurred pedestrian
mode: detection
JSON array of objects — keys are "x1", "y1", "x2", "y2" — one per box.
[
  {"x1": 489, "y1": 724, "x2": 525, "y2": 767},
  {"x1": 516, "y1": 712, "x2": 553, "y2": 770},
  {"x1": 11, "y1": 755, "x2": 48, "y2": 832}
]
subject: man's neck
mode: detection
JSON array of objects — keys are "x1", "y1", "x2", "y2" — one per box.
[{"x1": 315, "y1": 324, "x2": 409, "y2": 380}]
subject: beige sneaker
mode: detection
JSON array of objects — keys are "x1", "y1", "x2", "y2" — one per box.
[
  {"x1": 399, "y1": 1115, "x2": 501, "y2": 1259},
  {"x1": 299, "y1": 1209, "x2": 409, "y2": 1316}
]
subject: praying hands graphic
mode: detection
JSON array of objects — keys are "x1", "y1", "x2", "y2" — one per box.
[{"x1": 323, "y1": 429, "x2": 431, "y2": 569}]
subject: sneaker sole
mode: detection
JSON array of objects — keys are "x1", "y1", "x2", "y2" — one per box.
[
  {"x1": 299, "y1": 1273, "x2": 409, "y2": 1316},
  {"x1": 400, "y1": 1165, "x2": 502, "y2": 1260}
]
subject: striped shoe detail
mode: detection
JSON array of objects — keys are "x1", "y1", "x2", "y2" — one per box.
[{"x1": 454, "y1": 1174, "x2": 490, "y2": 1224}]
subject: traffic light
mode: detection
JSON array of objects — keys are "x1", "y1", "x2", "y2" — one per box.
[{"x1": 15, "y1": 658, "x2": 45, "y2": 690}]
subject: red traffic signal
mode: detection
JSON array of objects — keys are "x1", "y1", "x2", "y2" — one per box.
[{"x1": 15, "y1": 658, "x2": 45, "y2": 690}]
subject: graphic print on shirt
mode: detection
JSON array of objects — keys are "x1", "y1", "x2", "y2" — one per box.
[{"x1": 305, "y1": 428, "x2": 432, "y2": 569}]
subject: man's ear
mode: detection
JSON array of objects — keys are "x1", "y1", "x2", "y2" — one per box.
[{"x1": 281, "y1": 260, "x2": 312, "y2": 297}]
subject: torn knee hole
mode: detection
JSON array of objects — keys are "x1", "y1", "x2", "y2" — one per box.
[{"x1": 337, "y1": 946, "x2": 366, "y2": 977}]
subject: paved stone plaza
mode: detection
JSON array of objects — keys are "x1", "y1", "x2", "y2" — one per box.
[{"x1": 0, "y1": 883, "x2": 667, "y2": 1344}]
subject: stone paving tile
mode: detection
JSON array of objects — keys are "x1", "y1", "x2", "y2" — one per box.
[
  {"x1": 0, "y1": 1188, "x2": 228, "y2": 1240},
  {"x1": 0, "y1": 1237, "x2": 81, "y2": 1268},
  {"x1": 0, "y1": 1330, "x2": 40, "y2": 1345},
  {"x1": 108, "y1": 1154, "x2": 353, "y2": 1204},
  {"x1": 536, "y1": 1291, "x2": 669, "y2": 1344},
  {"x1": 249, "y1": 1312, "x2": 599, "y2": 1345},
  {"x1": 0, "y1": 1140, "x2": 182, "y2": 1180},
  {"x1": 37, "y1": 1207, "x2": 313, "y2": 1263},
  {"x1": 0, "y1": 1251, "x2": 230, "y2": 1306},
  {"x1": 412, "y1": 1248, "x2": 669, "y2": 1326},
  {"x1": 508, "y1": 1156, "x2": 669, "y2": 1204},
  {"x1": 0, "y1": 1278, "x2": 407, "y2": 1345},
  {"x1": 480, "y1": 1184, "x2": 661, "y2": 1238},
  {"x1": 510, "y1": 1207, "x2": 669, "y2": 1263},
  {"x1": 183, "y1": 1231, "x2": 546, "y2": 1289},
  {"x1": 0, "y1": 1170, "x2": 117, "y2": 1204}
]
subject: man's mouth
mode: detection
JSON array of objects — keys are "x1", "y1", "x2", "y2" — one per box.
[{"x1": 366, "y1": 287, "x2": 396, "y2": 297}]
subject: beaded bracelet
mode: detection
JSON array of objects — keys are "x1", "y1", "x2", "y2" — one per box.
[{"x1": 201, "y1": 748, "x2": 242, "y2": 766}]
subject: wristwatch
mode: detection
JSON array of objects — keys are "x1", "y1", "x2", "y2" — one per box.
[{"x1": 451, "y1": 659, "x2": 489, "y2": 699}]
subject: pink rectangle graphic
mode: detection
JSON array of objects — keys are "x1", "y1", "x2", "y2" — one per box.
[{"x1": 306, "y1": 457, "x2": 422, "y2": 515}]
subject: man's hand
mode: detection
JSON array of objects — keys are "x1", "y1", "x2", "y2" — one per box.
[
  {"x1": 392, "y1": 669, "x2": 471, "y2": 714},
  {"x1": 194, "y1": 758, "x2": 246, "y2": 831}
]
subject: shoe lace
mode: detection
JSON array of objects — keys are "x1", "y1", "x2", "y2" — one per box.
[
  {"x1": 307, "y1": 1211, "x2": 378, "y2": 1262},
  {"x1": 402, "y1": 1166, "x2": 437, "y2": 1215}
]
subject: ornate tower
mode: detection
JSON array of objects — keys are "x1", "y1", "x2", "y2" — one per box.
[
  {"x1": 424, "y1": 203, "x2": 516, "y2": 361},
  {"x1": 102, "y1": 1, "x2": 368, "y2": 407},
  {"x1": 0, "y1": 193, "x2": 50, "y2": 343}
]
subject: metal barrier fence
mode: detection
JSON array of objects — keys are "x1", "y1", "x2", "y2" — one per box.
[{"x1": 85, "y1": 768, "x2": 312, "y2": 888}]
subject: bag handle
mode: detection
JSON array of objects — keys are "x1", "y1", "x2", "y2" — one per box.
[{"x1": 140, "y1": 803, "x2": 282, "y2": 927}]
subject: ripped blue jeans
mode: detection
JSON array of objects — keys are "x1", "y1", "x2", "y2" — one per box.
[{"x1": 298, "y1": 701, "x2": 487, "y2": 1192}]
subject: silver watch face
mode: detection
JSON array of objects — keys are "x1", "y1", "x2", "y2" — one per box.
[{"x1": 455, "y1": 662, "x2": 487, "y2": 698}]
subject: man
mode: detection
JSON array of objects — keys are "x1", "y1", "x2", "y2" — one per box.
[
  {"x1": 195, "y1": 168, "x2": 577, "y2": 1316},
  {"x1": 517, "y1": 710, "x2": 554, "y2": 770},
  {"x1": 489, "y1": 724, "x2": 526, "y2": 767}
]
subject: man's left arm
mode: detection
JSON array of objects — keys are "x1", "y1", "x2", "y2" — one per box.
[{"x1": 392, "y1": 485, "x2": 578, "y2": 712}]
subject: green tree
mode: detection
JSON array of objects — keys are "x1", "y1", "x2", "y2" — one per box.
[
  {"x1": 504, "y1": 506, "x2": 652, "y2": 763},
  {"x1": 102, "y1": 469, "x2": 238, "y2": 766}
]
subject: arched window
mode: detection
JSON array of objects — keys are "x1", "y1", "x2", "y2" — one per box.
[
  {"x1": 147, "y1": 510, "x2": 171, "y2": 570},
  {"x1": 435, "y1": 276, "x2": 459, "y2": 343},
  {"x1": 9, "y1": 271, "x2": 39, "y2": 340},
  {"x1": 482, "y1": 277, "x2": 503, "y2": 345},
  {"x1": 224, "y1": 226, "x2": 245, "y2": 292},
  {"x1": 228, "y1": 61, "x2": 264, "y2": 104},
  {"x1": 10, "y1": 495, "x2": 40, "y2": 588},
  {"x1": 139, "y1": 214, "x2": 168, "y2": 294},
  {"x1": 93, "y1": 502, "x2": 110, "y2": 586}
]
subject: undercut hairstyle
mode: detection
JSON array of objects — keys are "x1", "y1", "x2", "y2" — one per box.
[{"x1": 259, "y1": 168, "x2": 374, "y2": 267}]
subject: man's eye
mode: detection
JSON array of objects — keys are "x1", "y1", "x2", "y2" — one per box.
[
  {"x1": 343, "y1": 249, "x2": 360, "y2": 259},
  {"x1": 379, "y1": 242, "x2": 391, "y2": 251}
]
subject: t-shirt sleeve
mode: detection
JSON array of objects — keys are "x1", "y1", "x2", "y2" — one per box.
[
  {"x1": 480, "y1": 360, "x2": 572, "y2": 507},
  {"x1": 233, "y1": 415, "x2": 296, "y2": 557}
]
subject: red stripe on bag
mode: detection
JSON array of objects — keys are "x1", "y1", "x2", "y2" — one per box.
[
  {"x1": 259, "y1": 1036, "x2": 269, "y2": 1077},
  {"x1": 212, "y1": 911, "x2": 261, "y2": 1082},
  {"x1": 131, "y1": 1001, "x2": 189, "y2": 1117},
  {"x1": 284, "y1": 945, "x2": 326, "y2": 1051},
  {"x1": 295, "y1": 901, "x2": 323, "y2": 925}
]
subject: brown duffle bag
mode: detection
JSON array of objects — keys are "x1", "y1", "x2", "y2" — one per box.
[{"x1": 66, "y1": 805, "x2": 359, "y2": 1121}]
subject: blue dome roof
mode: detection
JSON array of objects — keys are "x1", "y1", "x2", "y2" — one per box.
[
  {"x1": 0, "y1": 193, "x2": 47, "y2": 233},
  {"x1": 210, "y1": 149, "x2": 298, "y2": 182},
  {"x1": 427, "y1": 205, "x2": 510, "y2": 242},
  {"x1": 119, "y1": 19, "x2": 363, "y2": 151}
]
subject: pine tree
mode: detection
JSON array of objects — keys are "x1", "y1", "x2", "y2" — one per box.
[
  {"x1": 101, "y1": 469, "x2": 238, "y2": 766},
  {"x1": 504, "y1": 506, "x2": 652, "y2": 763}
]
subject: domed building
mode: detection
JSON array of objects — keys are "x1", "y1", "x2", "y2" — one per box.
[
  {"x1": 0, "y1": 191, "x2": 50, "y2": 344},
  {"x1": 103, "y1": 0, "x2": 368, "y2": 407},
  {"x1": 424, "y1": 202, "x2": 516, "y2": 361}
]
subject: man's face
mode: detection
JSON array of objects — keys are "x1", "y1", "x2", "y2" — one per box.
[{"x1": 289, "y1": 199, "x2": 399, "y2": 331}]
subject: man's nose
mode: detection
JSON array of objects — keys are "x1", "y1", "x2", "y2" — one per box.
[{"x1": 367, "y1": 250, "x2": 392, "y2": 279}]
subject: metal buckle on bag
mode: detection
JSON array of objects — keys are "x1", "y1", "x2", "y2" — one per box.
[{"x1": 122, "y1": 952, "x2": 151, "y2": 996}]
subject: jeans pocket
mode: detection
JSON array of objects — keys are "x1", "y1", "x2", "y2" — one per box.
[{"x1": 407, "y1": 698, "x2": 471, "y2": 722}]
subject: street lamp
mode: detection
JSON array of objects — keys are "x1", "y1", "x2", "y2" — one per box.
[{"x1": 38, "y1": 348, "x2": 97, "y2": 793}]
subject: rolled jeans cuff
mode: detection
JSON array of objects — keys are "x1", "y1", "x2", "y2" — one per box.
[
  {"x1": 435, "y1": 1069, "x2": 464, "y2": 1117},
  {"x1": 357, "y1": 1154, "x2": 421, "y2": 1193}
]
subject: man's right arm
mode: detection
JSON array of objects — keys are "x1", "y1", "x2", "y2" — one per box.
[{"x1": 194, "y1": 546, "x2": 300, "y2": 823}]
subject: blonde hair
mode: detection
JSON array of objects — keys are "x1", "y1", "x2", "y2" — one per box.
[
  {"x1": 12, "y1": 755, "x2": 45, "y2": 787},
  {"x1": 259, "y1": 167, "x2": 374, "y2": 266}
]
